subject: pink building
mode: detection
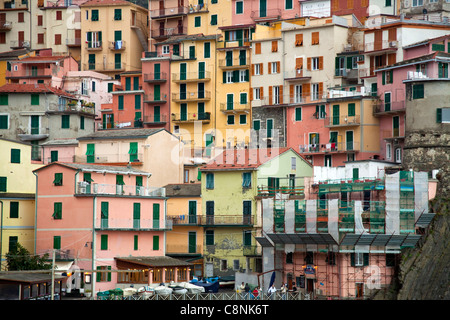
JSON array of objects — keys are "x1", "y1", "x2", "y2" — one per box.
[
  {"x1": 231, "y1": 0, "x2": 301, "y2": 25},
  {"x1": 5, "y1": 49, "x2": 79, "y2": 88},
  {"x1": 374, "y1": 34, "x2": 450, "y2": 163},
  {"x1": 33, "y1": 162, "x2": 190, "y2": 295}
]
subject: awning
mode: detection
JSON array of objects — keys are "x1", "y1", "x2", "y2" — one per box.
[
  {"x1": 340, "y1": 233, "x2": 423, "y2": 247},
  {"x1": 54, "y1": 261, "x2": 74, "y2": 276},
  {"x1": 264, "y1": 233, "x2": 338, "y2": 245}
]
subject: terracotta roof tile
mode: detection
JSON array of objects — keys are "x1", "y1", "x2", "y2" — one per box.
[{"x1": 0, "y1": 83, "x2": 75, "y2": 98}]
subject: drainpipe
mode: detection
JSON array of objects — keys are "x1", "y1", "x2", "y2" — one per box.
[
  {"x1": 0, "y1": 200, "x2": 3, "y2": 271},
  {"x1": 91, "y1": 195, "x2": 97, "y2": 297},
  {"x1": 33, "y1": 171, "x2": 38, "y2": 260}
]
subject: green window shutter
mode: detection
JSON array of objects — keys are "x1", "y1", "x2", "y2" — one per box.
[
  {"x1": 10, "y1": 202, "x2": 19, "y2": 218},
  {"x1": 0, "y1": 115, "x2": 8, "y2": 129},
  {"x1": 348, "y1": 103, "x2": 355, "y2": 117},
  {"x1": 436, "y1": 108, "x2": 442, "y2": 123},
  {"x1": 253, "y1": 119, "x2": 260, "y2": 130},
  {"x1": 61, "y1": 115, "x2": 70, "y2": 128},
  {"x1": 129, "y1": 142, "x2": 138, "y2": 162},
  {"x1": 114, "y1": 8, "x2": 122, "y2": 20},
  {"x1": 86, "y1": 143, "x2": 95, "y2": 163},
  {"x1": 353, "y1": 168, "x2": 359, "y2": 180},
  {"x1": 125, "y1": 77, "x2": 131, "y2": 90},
  {"x1": 53, "y1": 236, "x2": 61, "y2": 250},
  {"x1": 153, "y1": 203, "x2": 160, "y2": 229},
  {"x1": 135, "y1": 94, "x2": 141, "y2": 109},
  {"x1": 236, "y1": 1, "x2": 243, "y2": 14},
  {"x1": 114, "y1": 30, "x2": 122, "y2": 42},
  {"x1": 286, "y1": 0, "x2": 293, "y2": 9},
  {"x1": 210, "y1": 14, "x2": 217, "y2": 26},
  {"x1": 389, "y1": 70, "x2": 393, "y2": 83},
  {"x1": 11, "y1": 148, "x2": 20, "y2": 163},
  {"x1": 242, "y1": 172, "x2": 251, "y2": 187},
  {"x1": 96, "y1": 266, "x2": 101, "y2": 282},
  {"x1": 80, "y1": 116, "x2": 85, "y2": 130},
  {"x1": 118, "y1": 95, "x2": 124, "y2": 110},
  {"x1": 153, "y1": 235, "x2": 159, "y2": 250},
  {"x1": 133, "y1": 203, "x2": 140, "y2": 228},
  {"x1": 116, "y1": 175, "x2": 124, "y2": 185},
  {"x1": 53, "y1": 202, "x2": 62, "y2": 219},
  {"x1": 195, "y1": 16, "x2": 201, "y2": 27},
  {"x1": 204, "y1": 42, "x2": 210, "y2": 58},
  {"x1": 53, "y1": 173, "x2": 63, "y2": 186},
  {"x1": 206, "y1": 230, "x2": 214, "y2": 245},
  {"x1": 295, "y1": 107, "x2": 302, "y2": 121},
  {"x1": 31, "y1": 94, "x2": 39, "y2": 105},
  {"x1": 134, "y1": 235, "x2": 138, "y2": 250},
  {"x1": 101, "y1": 234, "x2": 108, "y2": 250},
  {"x1": 240, "y1": 92, "x2": 247, "y2": 104},
  {"x1": 0, "y1": 94, "x2": 8, "y2": 105},
  {"x1": 382, "y1": 71, "x2": 386, "y2": 85},
  {"x1": 432, "y1": 43, "x2": 445, "y2": 51},
  {"x1": 412, "y1": 84, "x2": 424, "y2": 99},
  {"x1": 189, "y1": 201, "x2": 197, "y2": 215},
  {"x1": 0, "y1": 177, "x2": 6, "y2": 192},
  {"x1": 206, "y1": 173, "x2": 214, "y2": 189},
  {"x1": 108, "y1": 83, "x2": 113, "y2": 92},
  {"x1": 189, "y1": 46, "x2": 195, "y2": 59},
  {"x1": 239, "y1": 114, "x2": 246, "y2": 124}
]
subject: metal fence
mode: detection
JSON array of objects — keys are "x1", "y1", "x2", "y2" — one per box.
[{"x1": 97, "y1": 291, "x2": 305, "y2": 301}]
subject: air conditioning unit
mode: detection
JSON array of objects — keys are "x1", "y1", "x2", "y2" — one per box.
[
  {"x1": 78, "y1": 181, "x2": 87, "y2": 194},
  {"x1": 389, "y1": 41, "x2": 398, "y2": 48},
  {"x1": 22, "y1": 41, "x2": 30, "y2": 47}
]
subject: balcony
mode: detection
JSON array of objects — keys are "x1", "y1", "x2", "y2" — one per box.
[
  {"x1": 84, "y1": 62, "x2": 125, "y2": 72},
  {"x1": 47, "y1": 102, "x2": 95, "y2": 115},
  {"x1": 197, "y1": 215, "x2": 254, "y2": 227},
  {"x1": 143, "y1": 93, "x2": 167, "y2": 104},
  {"x1": 166, "y1": 243, "x2": 202, "y2": 255},
  {"x1": 298, "y1": 141, "x2": 360, "y2": 154},
  {"x1": 66, "y1": 38, "x2": 81, "y2": 47},
  {"x1": 172, "y1": 91, "x2": 211, "y2": 102},
  {"x1": 0, "y1": 20, "x2": 12, "y2": 31},
  {"x1": 219, "y1": 102, "x2": 250, "y2": 114},
  {"x1": 217, "y1": 39, "x2": 251, "y2": 49},
  {"x1": 76, "y1": 182, "x2": 165, "y2": 197},
  {"x1": 364, "y1": 40, "x2": 398, "y2": 53},
  {"x1": 250, "y1": 8, "x2": 282, "y2": 21},
  {"x1": 6, "y1": 67, "x2": 52, "y2": 79},
  {"x1": 382, "y1": 129, "x2": 404, "y2": 141},
  {"x1": 243, "y1": 245, "x2": 262, "y2": 257},
  {"x1": 172, "y1": 71, "x2": 211, "y2": 83},
  {"x1": 171, "y1": 112, "x2": 211, "y2": 123},
  {"x1": 373, "y1": 101, "x2": 406, "y2": 117},
  {"x1": 325, "y1": 115, "x2": 361, "y2": 127},
  {"x1": 16, "y1": 127, "x2": 49, "y2": 141},
  {"x1": 143, "y1": 72, "x2": 167, "y2": 83},
  {"x1": 10, "y1": 40, "x2": 30, "y2": 49},
  {"x1": 168, "y1": 215, "x2": 201, "y2": 226},
  {"x1": 284, "y1": 69, "x2": 312, "y2": 81},
  {"x1": 74, "y1": 152, "x2": 144, "y2": 164},
  {"x1": 151, "y1": 26, "x2": 187, "y2": 39},
  {"x1": 86, "y1": 41, "x2": 103, "y2": 51},
  {"x1": 95, "y1": 218, "x2": 172, "y2": 231},
  {"x1": 143, "y1": 114, "x2": 168, "y2": 125},
  {"x1": 219, "y1": 58, "x2": 250, "y2": 69},
  {"x1": 257, "y1": 186, "x2": 305, "y2": 198},
  {"x1": 149, "y1": 6, "x2": 189, "y2": 19},
  {"x1": 109, "y1": 40, "x2": 126, "y2": 51}
]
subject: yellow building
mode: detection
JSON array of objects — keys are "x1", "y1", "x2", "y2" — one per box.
[
  {"x1": 165, "y1": 183, "x2": 203, "y2": 277},
  {"x1": 80, "y1": 0, "x2": 148, "y2": 79},
  {"x1": 0, "y1": 138, "x2": 43, "y2": 270}
]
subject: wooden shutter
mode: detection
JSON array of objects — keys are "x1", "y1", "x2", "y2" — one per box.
[
  {"x1": 268, "y1": 86, "x2": 273, "y2": 104},
  {"x1": 290, "y1": 85, "x2": 294, "y2": 103},
  {"x1": 268, "y1": 62, "x2": 271, "y2": 74},
  {"x1": 255, "y1": 42, "x2": 261, "y2": 54},
  {"x1": 279, "y1": 86, "x2": 283, "y2": 104},
  {"x1": 260, "y1": 63, "x2": 264, "y2": 75},
  {"x1": 272, "y1": 40, "x2": 278, "y2": 52},
  {"x1": 307, "y1": 57, "x2": 311, "y2": 70},
  {"x1": 295, "y1": 57, "x2": 303, "y2": 70},
  {"x1": 318, "y1": 82, "x2": 323, "y2": 98},
  {"x1": 303, "y1": 83, "x2": 310, "y2": 101},
  {"x1": 260, "y1": 87, "x2": 264, "y2": 99},
  {"x1": 295, "y1": 34, "x2": 303, "y2": 46},
  {"x1": 388, "y1": 53, "x2": 396, "y2": 65},
  {"x1": 276, "y1": 61, "x2": 280, "y2": 73},
  {"x1": 319, "y1": 56, "x2": 324, "y2": 70},
  {"x1": 252, "y1": 64, "x2": 255, "y2": 75}
]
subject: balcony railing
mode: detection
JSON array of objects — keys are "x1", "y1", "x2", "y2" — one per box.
[
  {"x1": 143, "y1": 114, "x2": 168, "y2": 124},
  {"x1": 47, "y1": 102, "x2": 95, "y2": 114},
  {"x1": 219, "y1": 102, "x2": 250, "y2": 113},
  {"x1": 250, "y1": 8, "x2": 282, "y2": 21},
  {"x1": 257, "y1": 186, "x2": 305, "y2": 197},
  {"x1": 143, "y1": 93, "x2": 167, "y2": 103},
  {"x1": 254, "y1": 93, "x2": 326, "y2": 107},
  {"x1": 243, "y1": 245, "x2": 262, "y2": 257},
  {"x1": 0, "y1": 20, "x2": 12, "y2": 30},
  {"x1": 298, "y1": 141, "x2": 359, "y2": 154},
  {"x1": 171, "y1": 112, "x2": 211, "y2": 123},
  {"x1": 96, "y1": 218, "x2": 172, "y2": 231},
  {"x1": 364, "y1": 40, "x2": 398, "y2": 52},
  {"x1": 151, "y1": 26, "x2": 187, "y2": 38},
  {"x1": 168, "y1": 215, "x2": 201, "y2": 225},
  {"x1": 172, "y1": 91, "x2": 211, "y2": 101},
  {"x1": 6, "y1": 67, "x2": 52, "y2": 78},
  {"x1": 382, "y1": 129, "x2": 404, "y2": 140},
  {"x1": 76, "y1": 182, "x2": 165, "y2": 197},
  {"x1": 74, "y1": 153, "x2": 144, "y2": 163},
  {"x1": 86, "y1": 41, "x2": 103, "y2": 50},
  {"x1": 109, "y1": 40, "x2": 126, "y2": 50},
  {"x1": 66, "y1": 38, "x2": 81, "y2": 46},
  {"x1": 197, "y1": 215, "x2": 254, "y2": 226},
  {"x1": 143, "y1": 72, "x2": 167, "y2": 82},
  {"x1": 172, "y1": 71, "x2": 211, "y2": 82},
  {"x1": 149, "y1": 6, "x2": 189, "y2": 18},
  {"x1": 284, "y1": 69, "x2": 312, "y2": 80},
  {"x1": 326, "y1": 115, "x2": 361, "y2": 127},
  {"x1": 373, "y1": 101, "x2": 406, "y2": 115},
  {"x1": 219, "y1": 58, "x2": 250, "y2": 69}
]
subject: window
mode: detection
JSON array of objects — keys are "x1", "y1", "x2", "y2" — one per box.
[
  {"x1": 61, "y1": 115, "x2": 70, "y2": 128},
  {"x1": 412, "y1": 0, "x2": 423, "y2": 6},
  {"x1": 271, "y1": 62, "x2": 279, "y2": 73},
  {"x1": 96, "y1": 266, "x2": 111, "y2": 282},
  {"x1": 382, "y1": 70, "x2": 393, "y2": 84},
  {"x1": 91, "y1": 9, "x2": 99, "y2": 21},
  {"x1": 437, "y1": 108, "x2": 450, "y2": 123},
  {"x1": 239, "y1": 69, "x2": 249, "y2": 82},
  {"x1": 153, "y1": 235, "x2": 159, "y2": 250},
  {"x1": 316, "y1": 104, "x2": 326, "y2": 119},
  {"x1": 118, "y1": 95, "x2": 124, "y2": 110},
  {"x1": 386, "y1": 143, "x2": 392, "y2": 160},
  {"x1": 114, "y1": 8, "x2": 122, "y2": 20},
  {"x1": 162, "y1": 45, "x2": 170, "y2": 54},
  {"x1": 352, "y1": 252, "x2": 369, "y2": 267},
  {"x1": 0, "y1": 177, "x2": 6, "y2": 192},
  {"x1": 194, "y1": 16, "x2": 201, "y2": 27},
  {"x1": 227, "y1": 115, "x2": 235, "y2": 125},
  {"x1": 253, "y1": 119, "x2": 260, "y2": 131},
  {"x1": 311, "y1": 57, "x2": 320, "y2": 70},
  {"x1": 242, "y1": 172, "x2": 251, "y2": 188},
  {"x1": 129, "y1": 142, "x2": 138, "y2": 162},
  {"x1": 311, "y1": 83, "x2": 319, "y2": 101},
  {"x1": 206, "y1": 230, "x2": 214, "y2": 245},
  {"x1": 18, "y1": 12, "x2": 24, "y2": 23},
  {"x1": 31, "y1": 94, "x2": 39, "y2": 105},
  {"x1": 412, "y1": 84, "x2": 424, "y2": 99},
  {"x1": 295, "y1": 34, "x2": 303, "y2": 47},
  {"x1": 236, "y1": 1, "x2": 243, "y2": 14},
  {"x1": 0, "y1": 94, "x2": 8, "y2": 105},
  {"x1": 210, "y1": 14, "x2": 217, "y2": 26},
  {"x1": 10, "y1": 202, "x2": 19, "y2": 219},
  {"x1": 134, "y1": 235, "x2": 139, "y2": 250},
  {"x1": 204, "y1": 42, "x2": 210, "y2": 58},
  {"x1": 239, "y1": 114, "x2": 247, "y2": 124},
  {"x1": 295, "y1": 107, "x2": 302, "y2": 121},
  {"x1": 52, "y1": 202, "x2": 62, "y2": 219},
  {"x1": 291, "y1": 157, "x2": 297, "y2": 170},
  {"x1": 311, "y1": 32, "x2": 319, "y2": 45},
  {"x1": 395, "y1": 148, "x2": 402, "y2": 163},
  {"x1": 254, "y1": 42, "x2": 261, "y2": 54},
  {"x1": 271, "y1": 41, "x2": 278, "y2": 52},
  {"x1": 254, "y1": 63, "x2": 261, "y2": 75},
  {"x1": 253, "y1": 87, "x2": 261, "y2": 100},
  {"x1": 206, "y1": 173, "x2": 214, "y2": 189},
  {"x1": 294, "y1": 84, "x2": 302, "y2": 103},
  {"x1": 385, "y1": 0, "x2": 392, "y2": 6},
  {"x1": 53, "y1": 236, "x2": 61, "y2": 250},
  {"x1": 11, "y1": 149, "x2": 20, "y2": 163},
  {"x1": 53, "y1": 173, "x2": 63, "y2": 186},
  {"x1": 56, "y1": 10, "x2": 62, "y2": 20},
  {"x1": 285, "y1": 0, "x2": 293, "y2": 9},
  {"x1": 101, "y1": 234, "x2": 108, "y2": 250},
  {"x1": 348, "y1": 103, "x2": 356, "y2": 117}
]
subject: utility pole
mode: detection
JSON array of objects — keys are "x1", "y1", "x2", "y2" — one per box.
[{"x1": 51, "y1": 249, "x2": 55, "y2": 300}]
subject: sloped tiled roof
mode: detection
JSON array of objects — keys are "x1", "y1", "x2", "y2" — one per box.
[
  {"x1": 77, "y1": 128, "x2": 167, "y2": 140},
  {"x1": 33, "y1": 161, "x2": 151, "y2": 175},
  {"x1": 164, "y1": 183, "x2": 201, "y2": 197},
  {"x1": 0, "y1": 83, "x2": 75, "y2": 98},
  {"x1": 200, "y1": 147, "x2": 310, "y2": 171}
]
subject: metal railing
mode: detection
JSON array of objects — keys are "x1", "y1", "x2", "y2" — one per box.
[
  {"x1": 149, "y1": 6, "x2": 189, "y2": 18},
  {"x1": 219, "y1": 102, "x2": 250, "y2": 113},
  {"x1": 326, "y1": 115, "x2": 361, "y2": 127},
  {"x1": 76, "y1": 182, "x2": 165, "y2": 197},
  {"x1": 172, "y1": 71, "x2": 211, "y2": 82},
  {"x1": 151, "y1": 26, "x2": 187, "y2": 38},
  {"x1": 219, "y1": 58, "x2": 250, "y2": 68},
  {"x1": 172, "y1": 91, "x2": 211, "y2": 101},
  {"x1": 172, "y1": 112, "x2": 211, "y2": 122},
  {"x1": 143, "y1": 72, "x2": 168, "y2": 82}
]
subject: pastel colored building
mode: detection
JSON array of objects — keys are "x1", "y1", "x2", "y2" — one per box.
[
  {"x1": 5, "y1": 50, "x2": 79, "y2": 88},
  {"x1": 165, "y1": 183, "x2": 204, "y2": 277},
  {"x1": 100, "y1": 70, "x2": 144, "y2": 130},
  {"x1": 41, "y1": 139, "x2": 79, "y2": 165},
  {"x1": 230, "y1": 0, "x2": 301, "y2": 25},
  {"x1": 80, "y1": 0, "x2": 148, "y2": 78},
  {"x1": 75, "y1": 128, "x2": 184, "y2": 188},
  {"x1": 256, "y1": 161, "x2": 434, "y2": 298},
  {"x1": 0, "y1": 138, "x2": 42, "y2": 270},
  {"x1": 200, "y1": 147, "x2": 313, "y2": 277},
  {"x1": 33, "y1": 162, "x2": 185, "y2": 295},
  {"x1": 0, "y1": 83, "x2": 95, "y2": 161}
]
